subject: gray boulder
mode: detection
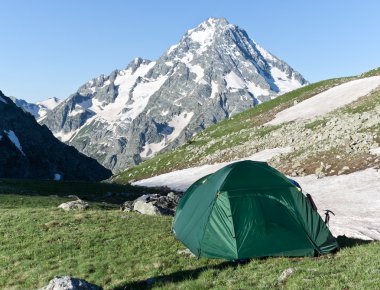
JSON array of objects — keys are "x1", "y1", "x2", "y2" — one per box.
[
  {"x1": 58, "y1": 200, "x2": 89, "y2": 211},
  {"x1": 41, "y1": 276, "x2": 102, "y2": 290},
  {"x1": 124, "y1": 192, "x2": 182, "y2": 216},
  {"x1": 133, "y1": 195, "x2": 162, "y2": 216}
]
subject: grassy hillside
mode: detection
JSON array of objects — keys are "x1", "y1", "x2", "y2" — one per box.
[
  {"x1": 1, "y1": 193, "x2": 379, "y2": 289},
  {"x1": 114, "y1": 68, "x2": 380, "y2": 184}
]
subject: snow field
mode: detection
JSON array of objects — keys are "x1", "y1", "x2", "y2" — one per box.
[
  {"x1": 134, "y1": 147, "x2": 380, "y2": 240},
  {"x1": 267, "y1": 76, "x2": 380, "y2": 125}
]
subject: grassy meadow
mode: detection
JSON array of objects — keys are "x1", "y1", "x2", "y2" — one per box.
[{"x1": 0, "y1": 181, "x2": 379, "y2": 289}]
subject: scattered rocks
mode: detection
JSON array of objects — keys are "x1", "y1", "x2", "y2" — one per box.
[
  {"x1": 58, "y1": 200, "x2": 89, "y2": 211},
  {"x1": 133, "y1": 195, "x2": 163, "y2": 216},
  {"x1": 121, "y1": 200, "x2": 133, "y2": 212},
  {"x1": 177, "y1": 248, "x2": 196, "y2": 257},
  {"x1": 278, "y1": 267, "x2": 296, "y2": 283},
  {"x1": 338, "y1": 166, "x2": 350, "y2": 175},
  {"x1": 40, "y1": 276, "x2": 102, "y2": 290}
]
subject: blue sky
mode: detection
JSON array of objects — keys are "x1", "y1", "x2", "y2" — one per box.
[{"x1": 1, "y1": 0, "x2": 379, "y2": 102}]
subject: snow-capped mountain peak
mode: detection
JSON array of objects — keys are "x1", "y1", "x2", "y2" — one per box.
[{"x1": 41, "y1": 18, "x2": 307, "y2": 173}]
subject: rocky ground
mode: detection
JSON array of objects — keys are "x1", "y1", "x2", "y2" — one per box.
[{"x1": 182, "y1": 86, "x2": 380, "y2": 178}]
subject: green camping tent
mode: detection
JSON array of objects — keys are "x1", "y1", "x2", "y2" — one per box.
[{"x1": 172, "y1": 160, "x2": 338, "y2": 260}]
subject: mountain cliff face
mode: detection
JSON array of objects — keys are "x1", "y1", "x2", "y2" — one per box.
[
  {"x1": 41, "y1": 17, "x2": 307, "y2": 172},
  {"x1": 0, "y1": 91, "x2": 111, "y2": 181}
]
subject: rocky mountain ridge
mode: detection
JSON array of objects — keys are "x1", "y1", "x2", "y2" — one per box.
[
  {"x1": 0, "y1": 91, "x2": 111, "y2": 180},
  {"x1": 41, "y1": 17, "x2": 307, "y2": 173}
]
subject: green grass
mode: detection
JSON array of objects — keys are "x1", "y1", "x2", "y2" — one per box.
[
  {"x1": 0, "y1": 193, "x2": 379, "y2": 289},
  {"x1": 360, "y1": 66, "x2": 380, "y2": 77},
  {"x1": 304, "y1": 119, "x2": 327, "y2": 131},
  {"x1": 342, "y1": 88, "x2": 380, "y2": 115}
]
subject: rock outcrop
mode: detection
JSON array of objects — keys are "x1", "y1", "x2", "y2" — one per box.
[
  {"x1": 122, "y1": 192, "x2": 181, "y2": 215},
  {"x1": 41, "y1": 276, "x2": 102, "y2": 290}
]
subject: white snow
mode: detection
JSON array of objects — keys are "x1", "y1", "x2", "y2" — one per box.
[
  {"x1": 187, "y1": 19, "x2": 216, "y2": 54},
  {"x1": 4, "y1": 130, "x2": 25, "y2": 156},
  {"x1": 78, "y1": 61, "x2": 157, "y2": 124},
  {"x1": 270, "y1": 67, "x2": 303, "y2": 93},
  {"x1": 37, "y1": 97, "x2": 62, "y2": 110},
  {"x1": 294, "y1": 169, "x2": 380, "y2": 240},
  {"x1": 0, "y1": 96, "x2": 7, "y2": 104},
  {"x1": 167, "y1": 44, "x2": 178, "y2": 55},
  {"x1": 246, "y1": 81, "x2": 270, "y2": 97},
  {"x1": 370, "y1": 147, "x2": 380, "y2": 156},
  {"x1": 167, "y1": 111, "x2": 194, "y2": 141},
  {"x1": 134, "y1": 147, "x2": 380, "y2": 240},
  {"x1": 253, "y1": 41, "x2": 277, "y2": 63},
  {"x1": 225, "y1": 71, "x2": 245, "y2": 90},
  {"x1": 267, "y1": 76, "x2": 380, "y2": 126},
  {"x1": 68, "y1": 104, "x2": 86, "y2": 117},
  {"x1": 55, "y1": 130, "x2": 78, "y2": 142},
  {"x1": 187, "y1": 64, "x2": 205, "y2": 83},
  {"x1": 125, "y1": 75, "x2": 168, "y2": 121},
  {"x1": 140, "y1": 111, "x2": 194, "y2": 158},
  {"x1": 210, "y1": 81, "x2": 219, "y2": 99},
  {"x1": 134, "y1": 147, "x2": 292, "y2": 190}
]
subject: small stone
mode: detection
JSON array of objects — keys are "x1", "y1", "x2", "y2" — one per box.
[
  {"x1": 278, "y1": 268, "x2": 296, "y2": 283},
  {"x1": 177, "y1": 248, "x2": 196, "y2": 257}
]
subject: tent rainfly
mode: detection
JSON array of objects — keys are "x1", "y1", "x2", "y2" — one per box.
[{"x1": 172, "y1": 160, "x2": 339, "y2": 260}]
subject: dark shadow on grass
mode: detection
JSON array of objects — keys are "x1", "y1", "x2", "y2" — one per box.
[
  {"x1": 0, "y1": 178, "x2": 175, "y2": 205},
  {"x1": 112, "y1": 261, "x2": 239, "y2": 290},
  {"x1": 337, "y1": 235, "x2": 372, "y2": 248}
]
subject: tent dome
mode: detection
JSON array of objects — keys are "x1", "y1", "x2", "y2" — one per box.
[{"x1": 172, "y1": 160, "x2": 338, "y2": 260}]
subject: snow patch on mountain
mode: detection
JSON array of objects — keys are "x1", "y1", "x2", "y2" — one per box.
[
  {"x1": 188, "y1": 64, "x2": 205, "y2": 83},
  {"x1": 271, "y1": 67, "x2": 305, "y2": 92},
  {"x1": 267, "y1": 76, "x2": 380, "y2": 125},
  {"x1": 9, "y1": 97, "x2": 62, "y2": 120},
  {"x1": 246, "y1": 82, "x2": 270, "y2": 97},
  {"x1": 187, "y1": 18, "x2": 217, "y2": 53},
  {"x1": 141, "y1": 111, "x2": 194, "y2": 158},
  {"x1": 210, "y1": 81, "x2": 219, "y2": 99},
  {"x1": 0, "y1": 96, "x2": 7, "y2": 104},
  {"x1": 37, "y1": 97, "x2": 62, "y2": 110},
  {"x1": 370, "y1": 147, "x2": 380, "y2": 156},
  {"x1": 4, "y1": 130, "x2": 25, "y2": 156},
  {"x1": 225, "y1": 71, "x2": 245, "y2": 90}
]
